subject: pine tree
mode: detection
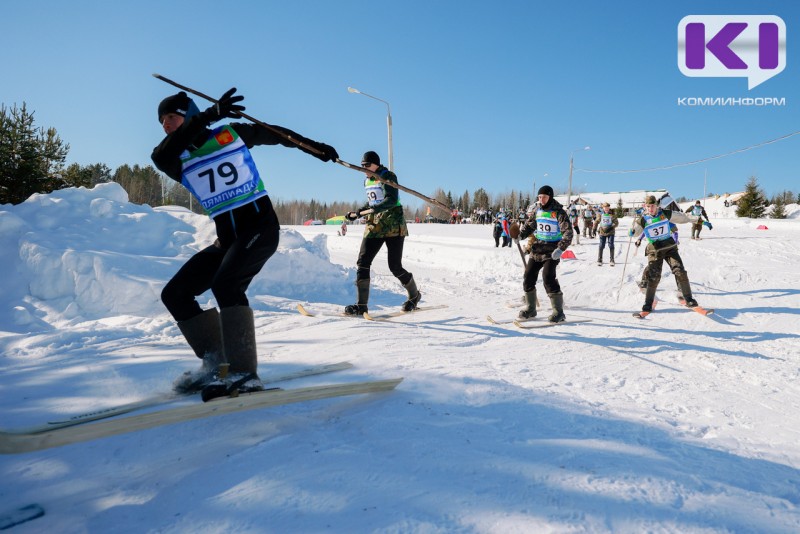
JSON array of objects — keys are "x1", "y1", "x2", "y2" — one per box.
[
  {"x1": 735, "y1": 176, "x2": 768, "y2": 218},
  {"x1": 770, "y1": 191, "x2": 787, "y2": 219},
  {"x1": 0, "y1": 103, "x2": 69, "y2": 204},
  {"x1": 615, "y1": 197, "x2": 625, "y2": 218}
]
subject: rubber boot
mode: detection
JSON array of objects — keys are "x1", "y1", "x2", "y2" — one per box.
[
  {"x1": 201, "y1": 306, "x2": 263, "y2": 401},
  {"x1": 344, "y1": 279, "x2": 370, "y2": 315},
  {"x1": 548, "y1": 292, "x2": 565, "y2": 323},
  {"x1": 609, "y1": 248, "x2": 615, "y2": 266},
  {"x1": 518, "y1": 289, "x2": 537, "y2": 320},
  {"x1": 401, "y1": 276, "x2": 421, "y2": 312},
  {"x1": 675, "y1": 272, "x2": 698, "y2": 307},
  {"x1": 642, "y1": 284, "x2": 658, "y2": 312},
  {"x1": 597, "y1": 250, "x2": 603, "y2": 266},
  {"x1": 173, "y1": 308, "x2": 225, "y2": 393}
]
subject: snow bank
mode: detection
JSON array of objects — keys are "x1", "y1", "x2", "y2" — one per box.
[{"x1": 0, "y1": 184, "x2": 350, "y2": 331}]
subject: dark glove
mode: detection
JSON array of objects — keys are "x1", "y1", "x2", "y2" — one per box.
[
  {"x1": 635, "y1": 239, "x2": 642, "y2": 248},
  {"x1": 346, "y1": 211, "x2": 359, "y2": 221},
  {"x1": 310, "y1": 142, "x2": 339, "y2": 163},
  {"x1": 203, "y1": 88, "x2": 245, "y2": 123}
]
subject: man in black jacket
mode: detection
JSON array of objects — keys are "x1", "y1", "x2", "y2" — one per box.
[
  {"x1": 152, "y1": 88, "x2": 338, "y2": 400},
  {"x1": 516, "y1": 185, "x2": 574, "y2": 322}
]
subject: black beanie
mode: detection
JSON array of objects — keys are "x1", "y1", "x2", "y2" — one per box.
[
  {"x1": 361, "y1": 151, "x2": 381, "y2": 166},
  {"x1": 537, "y1": 185, "x2": 555, "y2": 198},
  {"x1": 158, "y1": 92, "x2": 199, "y2": 123}
]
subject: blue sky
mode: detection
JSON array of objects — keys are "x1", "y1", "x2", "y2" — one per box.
[{"x1": 3, "y1": 1, "x2": 798, "y2": 208}]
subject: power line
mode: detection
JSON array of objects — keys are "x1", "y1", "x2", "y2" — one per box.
[{"x1": 574, "y1": 130, "x2": 800, "y2": 174}]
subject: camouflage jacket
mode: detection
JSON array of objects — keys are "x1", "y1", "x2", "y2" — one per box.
[
  {"x1": 358, "y1": 167, "x2": 409, "y2": 239},
  {"x1": 519, "y1": 198, "x2": 573, "y2": 262}
]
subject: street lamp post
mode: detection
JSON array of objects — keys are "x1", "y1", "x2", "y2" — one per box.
[
  {"x1": 567, "y1": 146, "x2": 591, "y2": 206},
  {"x1": 348, "y1": 87, "x2": 393, "y2": 171}
]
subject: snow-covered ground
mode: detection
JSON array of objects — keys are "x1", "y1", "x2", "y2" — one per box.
[{"x1": 1, "y1": 183, "x2": 799, "y2": 533}]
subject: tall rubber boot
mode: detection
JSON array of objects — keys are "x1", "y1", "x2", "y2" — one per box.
[
  {"x1": 173, "y1": 308, "x2": 225, "y2": 393},
  {"x1": 345, "y1": 279, "x2": 370, "y2": 315},
  {"x1": 675, "y1": 272, "x2": 698, "y2": 307},
  {"x1": 642, "y1": 284, "x2": 658, "y2": 312},
  {"x1": 201, "y1": 306, "x2": 263, "y2": 401},
  {"x1": 597, "y1": 249, "x2": 603, "y2": 266},
  {"x1": 548, "y1": 292, "x2": 565, "y2": 323},
  {"x1": 518, "y1": 288, "x2": 537, "y2": 320},
  {"x1": 402, "y1": 276, "x2": 421, "y2": 312},
  {"x1": 609, "y1": 247, "x2": 615, "y2": 266}
]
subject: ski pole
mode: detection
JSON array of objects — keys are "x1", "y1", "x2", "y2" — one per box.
[
  {"x1": 616, "y1": 236, "x2": 634, "y2": 302},
  {"x1": 153, "y1": 74, "x2": 450, "y2": 213},
  {"x1": 509, "y1": 223, "x2": 541, "y2": 308}
]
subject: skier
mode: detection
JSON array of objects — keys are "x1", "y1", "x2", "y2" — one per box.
[
  {"x1": 594, "y1": 202, "x2": 618, "y2": 265},
  {"x1": 582, "y1": 205, "x2": 595, "y2": 238},
  {"x1": 568, "y1": 205, "x2": 580, "y2": 245},
  {"x1": 343, "y1": 151, "x2": 421, "y2": 315},
  {"x1": 151, "y1": 88, "x2": 339, "y2": 399},
  {"x1": 515, "y1": 185, "x2": 573, "y2": 322},
  {"x1": 685, "y1": 200, "x2": 712, "y2": 240},
  {"x1": 501, "y1": 214, "x2": 511, "y2": 247},
  {"x1": 492, "y1": 216, "x2": 503, "y2": 247},
  {"x1": 630, "y1": 195, "x2": 701, "y2": 314}
]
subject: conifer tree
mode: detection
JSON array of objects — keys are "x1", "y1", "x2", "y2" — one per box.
[
  {"x1": 735, "y1": 176, "x2": 768, "y2": 218},
  {"x1": 770, "y1": 191, "x2": 787, "y2": 219},
  {"x1": 0, "y1": 103, "x2": 69, "y2": 204}
]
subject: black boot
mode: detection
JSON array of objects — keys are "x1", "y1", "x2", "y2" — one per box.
[
  {"x1": 548, "y1": 292, "x2": 565, "y2": 323},
  {"x1": 402, "y1": 276, "x2": 421, "y2": 312},
  {"x1": 518, "y1": 289, "x2": 538, "y2": 320},
  {"x1": 344, "y1": 279, "x2": 370, "y2": 315},
  {"x1": 174, "y1": 308, "x2": 225, "y2": 393},
  {"x1": 201, "y1": 306, "x2": 263, "y2": 402}
]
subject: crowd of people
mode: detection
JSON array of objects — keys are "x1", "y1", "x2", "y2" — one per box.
[{"x1": 152, "y1": 87, "x2": 713, "y2": 402}]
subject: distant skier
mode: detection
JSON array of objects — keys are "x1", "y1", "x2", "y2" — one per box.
[
  {"x1": 343, "y1": 151, "x2": 421, "y2": 315},
  {"x1": 492, "y1": 216, "x2": 503, "y2": 247},
  {"x1": 501, "y1": 214, "x2": 511, "y2": 247},
  {"x1": 630, "y1": 195, "x2": 702, "y2": 314},
  {"x1": 515, "y1": 185, "x2": 573, "y2": 322},
  {"x1": 594, "y1": 202, "x2": 618, "y2": 266},
  {"x1": 151, "y1": 88, "x2": 338, "y2": 400},
  {"x1": 685, "y1": 200, "x2": 712, "y2": 240}
]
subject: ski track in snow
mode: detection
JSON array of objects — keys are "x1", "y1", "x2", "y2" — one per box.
[{"x1": 1, "y1": 184, "x2": 799, "y2": 533}]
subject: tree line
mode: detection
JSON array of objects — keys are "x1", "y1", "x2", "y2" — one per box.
[{"x1": 2, "y1": 103, "x2": 797, "y2": 220}]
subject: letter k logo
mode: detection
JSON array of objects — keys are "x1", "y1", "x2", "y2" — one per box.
[{"x1": 686, "y1": 22, "x2": 748, "y2": 69}]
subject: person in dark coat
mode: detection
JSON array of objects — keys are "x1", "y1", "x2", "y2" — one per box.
[
  {"x1": 515, "y1": 185, "x2": 573, "y2": 322},
  {"x1": 151, "y1": 89, "x2": 338, "y2": 400}
]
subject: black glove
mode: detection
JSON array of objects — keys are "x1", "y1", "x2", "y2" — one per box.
[
  {"x1": 346, "y1": 211, "x2": 359, "y2": 221},
  {"x1": 310, "y1": 142, "x2": 339, "y2": 163},
  {"x1": 204, "y1": 87, "x2": 245, "y2": 123}
]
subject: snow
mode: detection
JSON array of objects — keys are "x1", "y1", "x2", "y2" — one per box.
[{"x1": 1, "y1": 183, "x2": 799, "y2": 533}]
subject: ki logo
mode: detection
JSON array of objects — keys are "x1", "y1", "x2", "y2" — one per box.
[{"x1": 678, "y1": 15, "x2": 786, "y2": 89}]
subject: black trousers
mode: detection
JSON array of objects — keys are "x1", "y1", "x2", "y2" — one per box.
[
  {"x1": 356, "y1": 236, "x2": 411, "y2": 285},
  {"x1": 523, "y1": 258, "x2": 561, "y2": 294},
  {"x1": 161, "y1": 217, "x2": 280, "y2": 322}
]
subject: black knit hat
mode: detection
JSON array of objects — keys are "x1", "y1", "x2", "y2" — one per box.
[
  {"x1": 537, "y1": 185, "x2": 554, "y2": 197},
  {"x1": 361, "y1": 151, "x2": 381, "y2": 166},
  {"x1": 158, "y1": 92, "x2": 199, "y2": 123}
]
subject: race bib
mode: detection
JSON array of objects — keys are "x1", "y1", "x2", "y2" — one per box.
[{"x1": 535, "y1": 210, "x2": 562, "y2": 242}]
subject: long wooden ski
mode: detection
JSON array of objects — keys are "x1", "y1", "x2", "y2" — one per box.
[{"x1": 0, "y1": 378, "x2": 402, "y2": 454}]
